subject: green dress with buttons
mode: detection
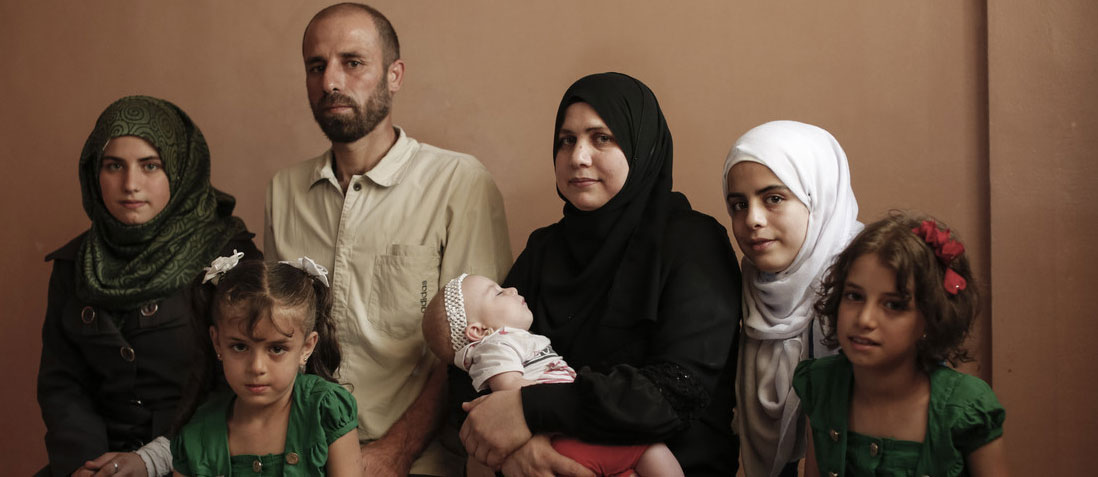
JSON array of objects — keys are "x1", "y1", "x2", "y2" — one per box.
[
  {"x1": 793, "y1": 354, "x2": 1004, "y2": 477},
  {"x1": 171, "y1": 374, "x2": 358, "y2": 476}
]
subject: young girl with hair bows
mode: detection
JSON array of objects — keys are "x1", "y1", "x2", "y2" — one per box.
[
  {"x1": 794, "y1": 213, "x2": 1007, "y2": 476},
  {"x1": 170, "y1": 256, "x2": 360, "y2": 476},
  {"x1": 723, "y1": 120, "x2": 862, "y2": 476}
]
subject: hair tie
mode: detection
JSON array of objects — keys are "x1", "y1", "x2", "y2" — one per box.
[
  {"x1": 443, "y1": 274, "x2": 470, "y2": 352},
  {"x1": 202, "y1": 250, "x2": 244, "y2": 285},
  {"x1": 911, "y1": 220, "x2": 967, "y2": 295},
  {"x1": 279, "y1": 257, "x2": 330, "y2": 287}
]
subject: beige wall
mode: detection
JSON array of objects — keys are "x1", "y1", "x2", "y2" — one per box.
[
  {"x1": 988, "y1": 0, "x2": 1098, "y2": 475},
  {"x1": 0, "y1": 0, "x2": 1087, "y2": 473}
]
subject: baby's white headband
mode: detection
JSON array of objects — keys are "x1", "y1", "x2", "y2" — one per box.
[{"x1": 444, "y1": 273, "x2": 470, "y2": 352}]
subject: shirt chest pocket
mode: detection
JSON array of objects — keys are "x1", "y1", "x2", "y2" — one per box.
[{"x1": 368, "y1": 244, "x2": 440, "y2": 339}]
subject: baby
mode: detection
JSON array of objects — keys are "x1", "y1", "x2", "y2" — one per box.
[{"x1": 423, "y1": 273, "x2": 683, "y2": 477}]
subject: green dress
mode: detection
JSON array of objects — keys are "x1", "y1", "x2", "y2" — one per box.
[
  {"x1": 793, "y1": 355, "x2": 1004, "y2": 477},
  {"x1": 172, "y1": 374, "x2": 358, "y2": 476}
]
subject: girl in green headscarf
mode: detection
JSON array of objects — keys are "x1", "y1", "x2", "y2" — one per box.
[{"x1": 37, "y1": 96, "x2": 261, "y2": 477}]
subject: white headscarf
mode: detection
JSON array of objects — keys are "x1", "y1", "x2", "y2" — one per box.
[{"x1": 722, "y1": 120, "x2": 861, "y2": 477}]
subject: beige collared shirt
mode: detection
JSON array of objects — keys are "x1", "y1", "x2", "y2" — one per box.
[{"x1": 265, "y1": 127, "x2": 511, "y2": 475}]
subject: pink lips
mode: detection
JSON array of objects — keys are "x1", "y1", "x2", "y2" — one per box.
[
  {"x1": 245, "y1": 384, "x2": 269, "y2": 394},
  {"x1": 119, "y1": 200, "x2": 147, "y2": 209},
  {"x1": 747, "y1": 238, "x2": 774, "y2": 252},
  {"x1": 323, "y1": 106, "x2": 352, "y2": 115},
  {"x1": 569, "y1": 178, "x2": 598, "y2": 187},
  {"x1": 848, "y1": 336, "x2": 879, "y2": 351}
]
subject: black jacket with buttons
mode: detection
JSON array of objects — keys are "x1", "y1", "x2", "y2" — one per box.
[{"x1": 36, "y1": 231, "x2": 260, "y2": 476}]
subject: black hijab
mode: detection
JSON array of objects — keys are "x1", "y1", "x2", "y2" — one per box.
[{"x1": 506, "y1": 72, "x2": 690, "y2": 336}]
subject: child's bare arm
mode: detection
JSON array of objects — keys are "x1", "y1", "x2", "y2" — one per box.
[
  {"x1": 803, "y1": 418, "x2": 820, "y2": 477},
  {"x1": 966, "y1": 436, "x2": 1008, "y2": 477},
  {"x1": 326, "y1": 430, "x2": 363, "y2": 477},
  {"x1": 486, "y1": 371, "x2": 537, "y2": 391}
]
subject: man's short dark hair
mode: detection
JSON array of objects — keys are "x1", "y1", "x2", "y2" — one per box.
[{"x1": 306, "y1": 3, "x2": 401, "y2": 67}]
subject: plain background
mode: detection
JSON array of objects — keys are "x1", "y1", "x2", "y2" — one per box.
[{"x1": 1, "y1": 1, "x2": 1094, "y2": 474}]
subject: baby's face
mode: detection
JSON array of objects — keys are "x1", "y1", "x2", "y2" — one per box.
[{"x1": 462, "y1": 275, "x2": 534, "y2": 331}]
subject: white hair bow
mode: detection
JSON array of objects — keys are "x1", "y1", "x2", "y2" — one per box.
[
  {"x1": 202, "y1": 250, "x2": 244, "y2": 285},
  {"x1": 279, "y1": 256, "x2": 330, "y2": 287}
]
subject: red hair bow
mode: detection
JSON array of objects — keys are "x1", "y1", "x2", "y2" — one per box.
[{"x1": 912, "y1": 220, "x2": 967, "y2": 295}]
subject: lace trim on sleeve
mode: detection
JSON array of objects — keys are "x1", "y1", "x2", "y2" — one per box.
[{"x1": 639, "y1": 361, "x2": 711, "y2": 421}]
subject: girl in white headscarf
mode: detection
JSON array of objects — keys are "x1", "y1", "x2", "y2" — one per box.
[{"x1": 722, "y1": 120, "x2": 861, "y2": 477}]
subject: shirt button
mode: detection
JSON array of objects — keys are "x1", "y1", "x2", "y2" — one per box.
[
  {"x1": 252, "y1": 459, "x2": 262, "y2": 473},
  {"x1": 120, "y1": 346, "x2": 135, "y2": 362},
  {"x1": 140, "y1": 302, "x2": 158, "y2": 317},
  {"x1": 353, "y1": 182, "x2": 362, "y2": 191},
  {"x1": 869, "y1": 442, "x2": 880, "y2": 456},
  {"x1": 829, "y1": 428, "x2": 840, "y2": 441},
  {"x1": 828, "y1": 472, "x2": 839, "y2": 477},
  {"x1": 81, "y1": 306, "x2": 96, "y2": 324},
  {"x1": 285, "y1": 452, "x2": 299, "y2": 465}
]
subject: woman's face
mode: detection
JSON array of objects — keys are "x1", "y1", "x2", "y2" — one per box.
[
  {"x1": 725, "y1": 161, "x2": 810, "y2": 273},
  {"x1": 554, "y1": 102, "x2": 629, "y2": 211},
  {"x1": 99, "y1": 136, "x2": 170, "y2": 225}
]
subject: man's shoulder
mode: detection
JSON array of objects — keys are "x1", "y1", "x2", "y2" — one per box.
[
  {"x1": 270, "y1": 152, "x2": 328, "y2": 186},
  {"x1": 410, "y1": 140, "x2": 489, "y2": 176}
]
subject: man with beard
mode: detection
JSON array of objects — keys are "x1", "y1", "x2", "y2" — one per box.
[{"x1": 264, "y1": 3, "x2": 512, "y2": 476}]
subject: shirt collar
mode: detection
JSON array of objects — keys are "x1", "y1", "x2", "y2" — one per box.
[
  {"x1": 307, "y1": 126, "x2": 413, "y2": 190},
  {"x1": 309, "y1": 151, "x2": 339, "y2": 191}
]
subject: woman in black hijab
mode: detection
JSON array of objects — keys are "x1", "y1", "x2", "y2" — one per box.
[{"x1": 459, "y1": 73, "x2": 742, "y2": 475}]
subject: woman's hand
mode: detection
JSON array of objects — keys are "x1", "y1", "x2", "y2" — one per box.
[
  {"x1": 500, "y1": 435, "x2": 595, "y2": 477},
  {"x1": 460, "y1": 389, "x2": 533, "y2": 469},
  {"x1": 74, "y1": 452, "x2": 147, "y2": 477}
]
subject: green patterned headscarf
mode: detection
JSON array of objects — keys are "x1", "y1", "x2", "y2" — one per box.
[{"x1": 76, "y1": 95, "x2": 246, "y2": 310}]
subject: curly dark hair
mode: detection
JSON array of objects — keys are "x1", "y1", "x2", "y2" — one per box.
[{"x1": 815, "y1": 212, "x2": 979, "y2": 372}]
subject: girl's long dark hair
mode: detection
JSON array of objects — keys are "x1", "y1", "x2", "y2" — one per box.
[{"x1": 172, "y1": 259, "x2": 342, "y2": 434}]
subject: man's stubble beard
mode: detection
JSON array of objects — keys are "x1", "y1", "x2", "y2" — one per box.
[{"x1": 311, "y1": 76, "x2": 392, "y2": 144}]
